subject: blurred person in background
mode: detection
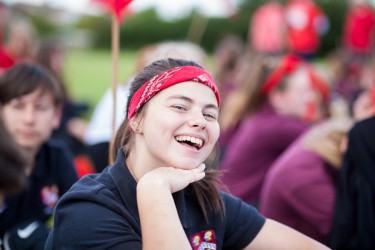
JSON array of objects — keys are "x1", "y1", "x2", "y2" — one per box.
[
  {"x1": 285, "y1": 0, "x2": 329, "y2": 60},
  {"x1": 329, "y1": 53, "x2": 375, "y2": 119},
  {"x1": 35, "y1": 38, "x2": 93, "y2": 177},
  {"x1": 0, "y1": 63, "x2": 78, "y2": 250},
  {"x1": 219, "y1": 54, "x2": 329, "y2": 206},
  {"x1": 0, "y1": 1, "x2": 9, "y2": 46},
  {"x1": 259, "y1": 83, "x2": 374, "y2": 246},
  {"x1": 342, "y1": 0, "x2": 375, "y2": 61},
  {"x1": 36, "y1": 39, "x2": 90, "y2": 154},
  {"x1": 259, "y1": 117, "x2": 353, "y2": 244},
  {"x1": 0, "y1": 18, "x2": 36, "y2": 75},
  {"x1": 212, "y1": 34, "x2": 245, "y2": 104},
  {"x1": 249, "y1": 0, "x2": 286, "y2": 56},
  {"x1": 327, "y1": 114, "x2": 375, "y2": 249}
]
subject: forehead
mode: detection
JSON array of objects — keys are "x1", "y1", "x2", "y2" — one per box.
[
  {"x1": 286, "y1": 68, "x2": 311, "y2": 89},
  {"x1": 12, "y1": 88, "x2": 55, "y2": 102},
  {"x1": 154, "y1": 81, "x2": 218, "y2": 105}
]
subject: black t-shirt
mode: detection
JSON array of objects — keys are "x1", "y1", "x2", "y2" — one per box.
[
  {"x1": 0, "y1": 140, "x2": 78, "y2": 237},
  {"x1": 46, "y1": 151, "x2": 265, "y2": 250}
]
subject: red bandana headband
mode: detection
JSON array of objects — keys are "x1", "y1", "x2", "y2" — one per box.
[
  {"x1": 261, "y1": 54, "x2": 329, "y2": 102},
  {"x1": 128, "y1": 66, "x2": 220, "y2": 120},
  {"x1": 261, "y1": 54, "x2": 301, "y2": 95}
]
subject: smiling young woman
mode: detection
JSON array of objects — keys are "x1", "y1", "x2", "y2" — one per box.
[{"x1": 46, "y1": 58, "x2": 330, "y2": 250}]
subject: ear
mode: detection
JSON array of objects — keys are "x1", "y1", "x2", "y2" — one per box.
[
  {"x1": 129, "y1": 116, "x2": 143, "y2": 134},
  {"x1": 52, "y1": 105, "x2": 62, "y2": 129}
]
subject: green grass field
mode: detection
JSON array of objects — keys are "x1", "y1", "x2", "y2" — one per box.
[
  {"x1": 64, "y1": 48, "x2": 215, "y2": 119},
  {"x1": 64, "y1": 49, "x2": 138, "y2": 118}
]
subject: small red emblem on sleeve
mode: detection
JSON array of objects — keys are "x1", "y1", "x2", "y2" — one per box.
[{"x1": 190, "y1": 229, "x2": 217, "y2": 250}]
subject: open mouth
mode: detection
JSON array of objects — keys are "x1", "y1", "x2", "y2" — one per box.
[{"x1": 175, "y1": 135, "x2": 204, "y2": 150}]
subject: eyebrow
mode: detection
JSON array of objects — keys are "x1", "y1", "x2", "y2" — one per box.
[{"x1": 167, "y1": 95, "x2": 219, "y2": 110}]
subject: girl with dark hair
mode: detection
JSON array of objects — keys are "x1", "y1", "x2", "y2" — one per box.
[{"x1": 46, "y1": 58, "x2": 328, "y2": 249}]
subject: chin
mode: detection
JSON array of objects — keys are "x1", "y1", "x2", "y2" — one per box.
[{"x1": 171, "y1": 159, "x2": 203, "y2": 170}]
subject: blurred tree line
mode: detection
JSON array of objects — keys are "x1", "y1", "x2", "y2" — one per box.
[{"x1": 74, "y1": 0, "x2": 347, "y2": 57}]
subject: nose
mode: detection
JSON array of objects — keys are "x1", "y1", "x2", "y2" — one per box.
[
  {"x1": 23, "y1": 106, "x2": 36, "y2": 124},
  {"x1": 188, "y1": 109, "x2": 207, "y2": 129}
]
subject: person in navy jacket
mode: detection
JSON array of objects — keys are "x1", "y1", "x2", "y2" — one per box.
[
  {"x1": 46, "y1": 58, "x2": 328, "y2": 250},
  {"x1": 0, "y1": 63, "x2": 78, "y2": 250}
]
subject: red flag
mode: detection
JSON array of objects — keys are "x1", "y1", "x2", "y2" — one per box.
[{"x1": 92, "y1": 0, "x2": 132, "y2": 24}]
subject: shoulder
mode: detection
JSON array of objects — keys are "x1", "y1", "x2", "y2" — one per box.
[
  {"x1": 54, "y1": 171, "x2": 126, "y2": 224},
  {"x1": 221, "y1": 192, "x2": 264, "y2": 220},
  {"x1": 34, "y1": 140, "x2": 77, "y2": 182},
  {"x1": 220, "y1": 192, "x2": 266, "y2": 248},
  {"x1": 59, "y1": 170, "x2": 117, "y2": 204},
  {"x1": 50, "y1": 171, "x2": 141, "y2": 249}
]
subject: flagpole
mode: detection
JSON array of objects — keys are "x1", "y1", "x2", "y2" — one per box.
[
  {"x1": 110, "y1": 13, "x2": 119, "y2": 164},
  {"x1": 186, "y1": 11, "x2": 208, "y2": 45}
]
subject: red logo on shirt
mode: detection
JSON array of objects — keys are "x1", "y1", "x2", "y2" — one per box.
[
  {"x1": 190, "y1": 229, "x2": 217, "y2": 250},
  {"x1": 41, "y1": 185, "x2": 59, "y2": 209}
]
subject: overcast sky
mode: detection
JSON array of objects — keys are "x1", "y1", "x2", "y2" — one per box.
[{"x1": 3, "y1": 0, "x2": 240, "y2": 20}]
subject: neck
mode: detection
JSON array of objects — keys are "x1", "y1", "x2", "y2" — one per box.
[
  {"x1": 126, "y1": 140, "x2": 158, "y2": 182},
  {"x1": 126, "y1": 151, "x2": 153, "y2": 183}
]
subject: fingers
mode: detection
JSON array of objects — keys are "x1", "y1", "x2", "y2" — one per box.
[{"x1": 191, "y1": 164, "x2": 206, "y2": 182}]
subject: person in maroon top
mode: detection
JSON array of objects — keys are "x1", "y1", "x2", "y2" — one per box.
[
  {"x1": 259, "y1": 117, "x2": 353, "y2": 244},
  {"x1": 219, "y1": 54, "x2": 329, "y2": 205}
]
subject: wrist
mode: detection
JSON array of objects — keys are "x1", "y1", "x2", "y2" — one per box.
[{"x1": 137, "y1": 173, "x2": 171, "y2": 193}]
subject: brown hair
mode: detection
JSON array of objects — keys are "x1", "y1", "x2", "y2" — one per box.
[
  {"x1": 219, "y1": 54, "x2": 283, "y2": 131},
  {"x1": 112, "y1": 58, "x2": 225, "y2": 221},
  {"x1": 0, "y1": 62, "x2": 63, "y2": 106},
  {"x1": 0, "y1": 110, "x2": 29, "y2": 194}
]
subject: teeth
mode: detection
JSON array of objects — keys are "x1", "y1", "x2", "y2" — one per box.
[{"x1": 175, "y1": 135, "x2": 203, "y2": 149}]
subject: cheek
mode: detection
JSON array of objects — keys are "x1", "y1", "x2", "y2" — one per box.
[
  {"x1": 1, "y1": 109, "x2": 16, "y2": 128},
  {"x1": 209, "y1": 123, "x2": 220, "y2": 144},
  {"x1": 291, "y1": 90, "x2": 310, "y2": 106},
  {"x1": 39, "y1": 110, "x2": 60, "y2": 129}
]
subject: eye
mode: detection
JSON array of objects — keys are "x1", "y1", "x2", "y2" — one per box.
[
  {"x1": 11, "y1": 101, "x2": 24, "y2": 110},
  {"x1": 35, "y1": 104, "x2": 49, "y2": 111},
  {"x1": 172, "y1": 105, "x2": 187, "y2": 111},
  {"x1": 203, "y1": 113, "x2": 217, "y2": 120}
]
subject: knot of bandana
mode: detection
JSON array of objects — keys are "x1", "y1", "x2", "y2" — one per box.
[{"x1": 128, "y1": 66, "x2": 220, "y2": 120}]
